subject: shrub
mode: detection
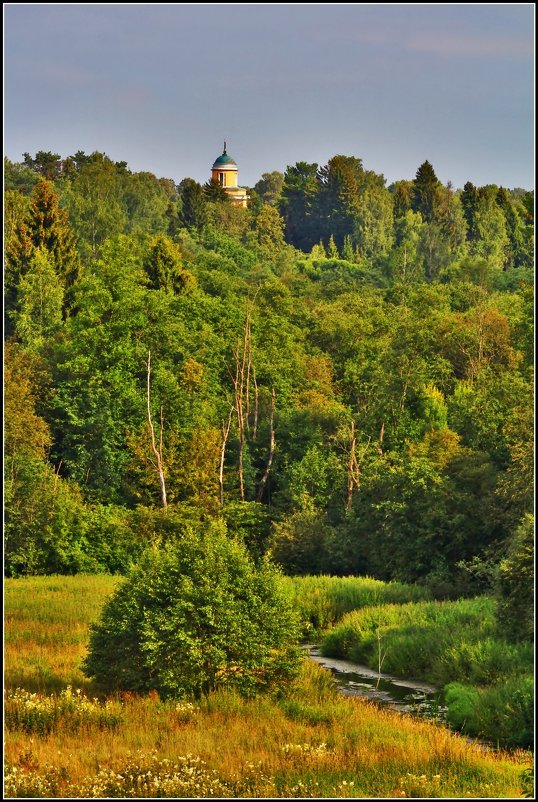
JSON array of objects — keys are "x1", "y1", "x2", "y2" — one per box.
[
  {"x1": 268, "y1": 510, "x2": 342, "y2": 576},
  {"x1": 495, "y1": 514, "x2": 534, "y2": 642},
  {"x1": 445, "y1": 676, "x2": 534, "y2": 748},
  {"x1": 83, "y1": 521, "x2": 301, "y2": 699}
]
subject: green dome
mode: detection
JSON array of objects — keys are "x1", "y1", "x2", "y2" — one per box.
[{"x1": 212, "y1": 142, "x2": 237, "y2": 169}]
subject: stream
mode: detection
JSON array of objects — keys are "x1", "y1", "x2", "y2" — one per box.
[{"x1": 304, "y1": 645, "x2": 447, "y2": 723}]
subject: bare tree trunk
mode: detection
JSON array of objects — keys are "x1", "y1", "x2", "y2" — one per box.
[
  {"x1": 257, "y1": 387, "x2": 276, "y2": 502},
  {"x1": 53, "y1": 459, "x2": 63, "y2": 496},
  {"x1": 233, "y1": 345, "x2": 246, "y2": 501},
  {"x1": 376, "y1": 421, "x2": 385, "y2": 456},
  {"x1": 245, "y1": 313, "x2": 252, "y2": 434},
  {"x1": 346, "y1": 420, "x2": 358, "y2": 511},
  {"x1": 219, "y1": 405, "x2": 234, "y2": 507},
  {"x1": 252, "y1": 369, "x2": 259, "y2": 441},
  {"x1": 346, "y1": 420, "x2": 365, "y2": 511},
  {"x1": 147, "y1": 350, "x2": 167, "y2": 509},
  {"x1": 346, "y1": 424, "x2": 370, "y2": 511},
  {"x1": 233, "y1": 304, "x2": 255, "y2": 501}
]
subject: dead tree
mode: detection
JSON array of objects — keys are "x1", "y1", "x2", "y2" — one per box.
[
  {"x1": 232, "y1": 303, "x2": 255, "y2": 501},
  {"x1": 376, "y1": 421, "x2": 385, "y2": 456},
  {"x1": 233, "y1": 343, "x2": 247, "y2": 501},
  {"x1": 252, "y1": 368, "x2": 259, "y2": 441},
  {"x1": 219, "y1": 405, "x2": 234, "y2": 507},
  {"x1": 146, "y1": 350, "x2": 167, "y2": 509},
  {"x1": 346, "y1": 420, "x2": 360, "y2": 511},
  {"x1": 346, "y1": 421, "x2": 370, "y2": 512},
  {"x1": 256, "y1": 387, "x2": 276, "y2": 502}
]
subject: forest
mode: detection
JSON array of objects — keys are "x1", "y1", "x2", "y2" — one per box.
[
  {"x1": 4, "y1": 149, "x2": 533, "y2": 602},
  {"x1": 3, "y1": 149, "x2": 535, "y2": 794}
]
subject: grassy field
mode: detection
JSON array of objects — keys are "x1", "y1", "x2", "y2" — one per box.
[{"x1": 4, "y1": 574, "x2": 533, "y2": 798}]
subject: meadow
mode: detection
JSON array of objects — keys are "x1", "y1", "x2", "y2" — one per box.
[{"x1": 4, "y1": 574, "x2": 533, "y2": 798}]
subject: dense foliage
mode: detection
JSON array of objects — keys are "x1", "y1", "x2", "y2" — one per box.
[
  {"x1": 82, "y1": 522, "x2": 300, "y2": 698},
  {"x1": 4, "y1": 151, "x2": 534, "y2": 626}
]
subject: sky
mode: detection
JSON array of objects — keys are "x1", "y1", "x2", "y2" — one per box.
[{"x1": 3, "y1": 3, "x2": 535, "y2": 190}]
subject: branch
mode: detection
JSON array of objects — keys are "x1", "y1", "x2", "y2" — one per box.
[{"x1": 146, "y1": 350, "x2": 167, "y2": 509}]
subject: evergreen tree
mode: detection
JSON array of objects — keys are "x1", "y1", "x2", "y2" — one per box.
[
  {"x1": 5, "y1": 180, "x2": 78, "y2": 325},
  {"x1": 327, "y1": 234, "x2": 339, "y2": 258},
  {"x1": 461, "y1": 181, "x2": 481, "y2": 243},
  {"x1": 342, "y1": 234, "x2": 354, "y2": 261},
  {"x1": 279, "y1": 161, "x2": 319, "y2": 251},
  {"x1": 411, "y1": 160, "x2": 442, "y2": 223},
  {"x1": 26, "y1": 180, "x2": 78, "y2": 285},
  {"x1": 316, "y1": 155, "x2": 363, "y2": 250},
  {"x1": 179, "y1": 178, "x2": 209, "y2": 230},
  {"x1": 203, "y1": 177, "x2": 231, "y2": 203},
  {"x1": 23, "y1": 150, "x2": 62, "y2": 180},
  {"x1": 143, "y1": 235, "x2": 192, "y2": 293},
  {"x1": 391, "y1": 180, "x2": 414, "y2": 219}
]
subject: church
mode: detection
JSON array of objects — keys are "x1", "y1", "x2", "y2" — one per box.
[{"x1": 211, "y1": 142, "x2": 249, "y2": 207}]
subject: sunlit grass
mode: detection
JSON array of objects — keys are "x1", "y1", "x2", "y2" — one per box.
[
  {"x1": 4, "y1": 574, "x2": 532, "y2": 798},
  {"x1": 320, "y1": 597, "x2": 533, "y2": 690},
  {"x1": 4, "y1": 574, "x2": 122, "y2": 693},
  {"x1": 281, "y1": 574, "x2": 430, "y2": 638}
]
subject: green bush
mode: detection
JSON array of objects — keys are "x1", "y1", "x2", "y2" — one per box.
[
  {"x1": 445, "y1": 682, "x2": 480, "y2": 730},
  {"x1": 446, "y1": 676, "x2": 534, "y2": 748},
  {"x1": 83, "y1": 521, "x2": 301, "y2": 699}
]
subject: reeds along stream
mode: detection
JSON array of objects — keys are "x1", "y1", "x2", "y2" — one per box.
[{"x1": 304, "y1": 645, "x2": 448, "y2": 722}]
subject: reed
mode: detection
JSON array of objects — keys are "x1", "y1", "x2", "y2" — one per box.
[{"x1": 320, "y1": 597, "x2": 533, "y2": 687}]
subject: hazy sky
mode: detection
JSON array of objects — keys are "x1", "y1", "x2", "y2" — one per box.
[{"x1": 4, "y1": 3, "x2": 535, "y2": 190}]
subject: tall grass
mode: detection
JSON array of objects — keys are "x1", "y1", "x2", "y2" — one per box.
[
  {"x1": 4, "y1": 575, "x2": 532, "y2": 798},
  {"x1": 320, "y1": 597, "x2": 532, "y2": 686},
  {"x1": 281, "y1": 574, "x2": 430, "y2": 639},
  {"x1": 4, "y1": 574, "x2": 122, "y2": 692}
]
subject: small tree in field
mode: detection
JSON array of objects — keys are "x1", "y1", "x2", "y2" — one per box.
[{"x1": 83, "y1": 522, "x2": 301, "y2": 699}]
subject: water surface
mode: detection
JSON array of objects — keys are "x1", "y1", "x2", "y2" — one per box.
[{"x1": 304, "y1": 645, "x2": 447, "y2": 722}]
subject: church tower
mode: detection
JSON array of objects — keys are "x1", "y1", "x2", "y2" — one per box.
[{"x1": 211, "y1": 142, "x2": 249, "y2": 207}]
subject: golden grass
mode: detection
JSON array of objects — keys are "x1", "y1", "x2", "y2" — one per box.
[{"x1": 4, "y1": 574, "x2": 532, "y2": 798}]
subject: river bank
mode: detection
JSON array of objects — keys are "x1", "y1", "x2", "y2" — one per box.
[
  {"x1": 313, "y1": 595, "x2": 533, "y2": 750},
  {"x1": 304, "y1": 645, "x2": 445, "y2": 717}
]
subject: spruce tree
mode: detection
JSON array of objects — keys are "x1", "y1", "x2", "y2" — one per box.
[
  {"x1": 461, "y1": 181, "x2": 480, "y2": 242},
  {"x1": 26, "y1": 180, "x2": 78, "y2": 287},
  {"x1": 411, "y1": 160, "x2": 442, "y2": 223}
]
